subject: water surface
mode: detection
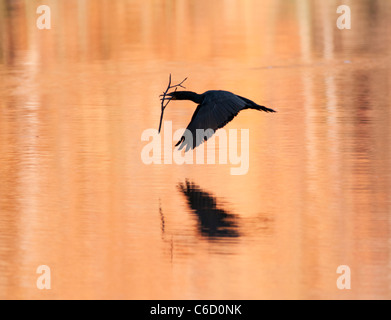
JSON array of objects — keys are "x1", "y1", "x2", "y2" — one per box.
[{"x1": 0, "y1": 0, "x2": 391, "y2": 299}]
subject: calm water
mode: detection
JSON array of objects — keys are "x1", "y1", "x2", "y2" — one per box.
[{"x1": 1, "y1": 0, "x2": 391, "y2": 299}]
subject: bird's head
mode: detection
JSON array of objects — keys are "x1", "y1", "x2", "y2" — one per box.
[
  {"x1": 164, "y1": 91, "x2": 203, "y2": 103},
  {"x1": 165, "y1": 91, "x2": 188, "y2": 100}
]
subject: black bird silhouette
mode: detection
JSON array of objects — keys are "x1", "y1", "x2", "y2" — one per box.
[
  {"x1": 178, "y1": 180, "x2": 240, "y2": 239},
  {"x1": 166, "y1": 90, "x2": 276, "y2": 151}
]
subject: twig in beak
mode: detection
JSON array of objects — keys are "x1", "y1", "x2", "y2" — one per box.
[{"x1": 158, "y1": 74, "x2": 188, "y2": 133}]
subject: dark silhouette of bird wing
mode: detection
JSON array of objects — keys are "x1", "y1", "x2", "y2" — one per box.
[
  {"x1": 178, "y1": 180, "x2": 240, "y2": 238},
  {"x1": 176, "y1": 91, "x2": 248, "y2": 151}
]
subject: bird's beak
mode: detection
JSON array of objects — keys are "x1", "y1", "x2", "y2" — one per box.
[
  {"x1": 166, "y1": 93, "x2": 176, "y2": 100},
  {"x1": 160, "y1": 93, "x2": 176, "y2": 100}
]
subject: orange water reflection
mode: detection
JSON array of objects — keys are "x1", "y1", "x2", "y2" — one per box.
[{"x1": 0, "y1": 0, "x2": 391, "y2": 299}]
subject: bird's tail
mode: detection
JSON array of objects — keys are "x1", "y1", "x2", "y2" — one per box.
[
  {"x1": 237, "y1": 95, "x2": 276, "y2": 113},
  {"x1": 252, "y1": 104, "x2": 276, "y2": 113}
]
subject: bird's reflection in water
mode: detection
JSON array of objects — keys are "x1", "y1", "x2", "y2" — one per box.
[{"x1": 178, "y1": 180, "x2": 240, "y2": 239}]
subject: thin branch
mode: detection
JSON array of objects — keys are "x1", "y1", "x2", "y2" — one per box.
[{"x1": 158, "y1": 74, "x2": 188, "y2": 133}]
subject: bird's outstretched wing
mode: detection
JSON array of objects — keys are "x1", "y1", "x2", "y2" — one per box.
[{"x1": 175, "y1": 91, "x2": 248, "y2": 152}]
